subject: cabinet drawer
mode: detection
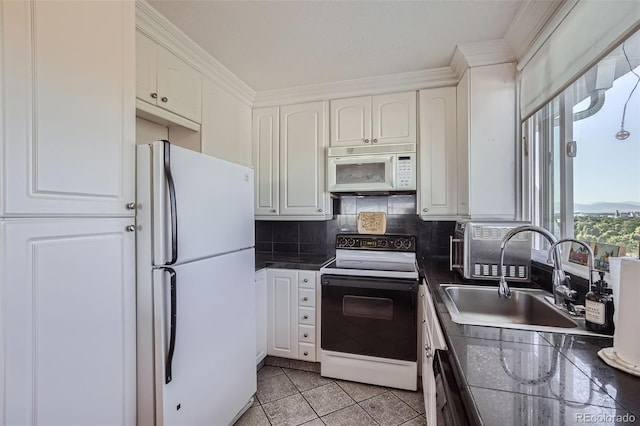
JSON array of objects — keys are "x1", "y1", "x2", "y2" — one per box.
[
  {"x1": 298, "y1": 271, "x2": 316, "y2": 289},
  {"x1": 299, "y1": 307, "x2": 316, "y2": 326},
  {"x1": 298, "y1": 325, "x2": 315, "y2": 344},
  {"x1": 299, "y1": 342, "x2": 316, "y2": 362},
  {"x1": 299, "y1": 289, "x2": 315, "y2": 307}
]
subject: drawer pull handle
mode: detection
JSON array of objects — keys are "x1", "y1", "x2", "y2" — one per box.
[
  {"x1": 303, "y1": 278, "x2": 308, "y2": 283},
  {"x1": 303, "y1": 351, "x2": 309, "y2": 356},
  {"x1": 303, "y1": 333, "x2": 308, "y2": 338},
  {"x1": 302, "y1": 297, "x2": 308, "y2": 302},
  {"x1": 303, "y1": 315, "x2": 308, "y2": 320}
]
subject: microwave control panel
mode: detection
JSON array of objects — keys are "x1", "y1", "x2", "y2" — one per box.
[{"x1": 396, "y1": 155, "x2": 415, "y2": 189}]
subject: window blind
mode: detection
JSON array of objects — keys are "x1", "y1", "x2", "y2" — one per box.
[{"x1": 520, "y1": 0, "x2": 640, "y2": 120}]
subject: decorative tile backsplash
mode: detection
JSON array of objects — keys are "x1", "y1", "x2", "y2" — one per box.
[{"x1": 255, "y1": 194, "x2": 455, "y2": 259}]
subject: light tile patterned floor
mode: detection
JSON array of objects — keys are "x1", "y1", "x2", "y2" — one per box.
[{"x1": 235, "y1": 357, "x2": 426, "y2": 426}]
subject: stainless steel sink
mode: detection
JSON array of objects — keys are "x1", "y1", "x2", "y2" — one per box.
[{"x1": 439, "y1": 284, "x2": 605, "y2": 336}]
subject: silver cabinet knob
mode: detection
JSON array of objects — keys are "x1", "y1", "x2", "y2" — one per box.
[
  {"x1": 372, "y1": 139, "x2": 378, "y2": 144},
  {"x1": 364, "y1": 139, "x2": 370, "y2": 144},
  {"x1": 425, "y1": 345, "x2": 433, "y2": 358},
  {"x1": 303, "y1": 333, "x2": 308, "y2": 338},
  {"x1": 422, "y1": 319, "x2": 426, "y2": 324},
  {"x1": 303, "y1": 278, "x2": 308, "y2": 283},
  {"x1": 302, "y1": 297, "x2": 308, "y2": 302},
  {"x1": 126, "y1": 202, "x2": 137, "y2": 210},
  {"x1": 125, "y1": 225, "x2": 136, "y2": 232},
  {"x1": 303, "y1": 315, "x2": 308, "y2": 320},
  {"x1": 270, "y1": 209, "x2": 276, "y2": 213},
  {"x1": 303, "y1": 351, "x2": 309, "y2": 356},
  {"x1": 423, "y1": 208, "x2": 428, "y2": 212},
  {"x1": 161, "y1": 96, "x2": 168, "y2": 102},
  {"x1": 150, "y1": 92, "x2": 158, "y2": 99},
  {"x1": 317, "y1": 209, "x2": 323, "y2": 212}
]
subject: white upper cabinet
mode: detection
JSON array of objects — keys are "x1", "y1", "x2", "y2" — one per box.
[
  {"x1": 1, "y1": 0, "x2": 135, "y2": 217},
  {"x1": 136, "y1": 31, "x2": 202, "y2": 124},
  {"x1": 330, "y1": 96, "x2": 371, "y2": 146},
  {"x1": 252, "y1": 107, "x2": 280, "y2": 216},
  {"x1": 279, "y1": 102, "x2": 328, "y2": 217},
  {"x1": 418, "y1": 87, "x2": 458, "y2": 219},
  {"x1": 457, "y1": 64, "x2": 517, "y2": 220},
  {"x1": 330, "y1": 91, "x2": 416, "y2": 147}
]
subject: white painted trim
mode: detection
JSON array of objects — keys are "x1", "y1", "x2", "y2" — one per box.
[
  {"x1": 449, "y1": 47, "x2": 469, "y2": 79},
  {"x1": 252, "y1": 68, "x2": 458, "y2": 108},
  {"x1": 255, "y1": 215, "x2": 333, "y2": 221},
  {"x1": 136, "y1": 99, "x2": 201, "y2": 132},
  {"x1": 503, "y1": 0, "x2": 565, "y2": 60},
  {"x1": 136, "y1": 0, "x2": 255, "y2": 106}
]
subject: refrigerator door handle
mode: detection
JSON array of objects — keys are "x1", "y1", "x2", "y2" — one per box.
[
  {"x1": 158, "y1": 266, "x2": 178, "y2": 384},
  {"x1": 162, "y1": 140, "x2": 178, "y2": 265}
]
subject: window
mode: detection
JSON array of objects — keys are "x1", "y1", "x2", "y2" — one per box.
[{"x1": 524, "y1": 29, "x2": 640, "y2": 265}]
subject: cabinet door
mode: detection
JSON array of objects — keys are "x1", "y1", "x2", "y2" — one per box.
[
  {"x1": 267, "y1": 270, "x2": 299, "y2": 359},
  {"x1": 253, "y1": 107, "x2": 280, "y2": 216},
  {"x1": 330, "y1": 96, "x2": 371, "y2": 146},
  {"x1": 256, "y1": 269, "x2": 268, "y2": 364},
  {"x1": 156, "y1": 47, "x2": 203, "y2": 123},
  {"x1": 1, "y1": 0, "x2": 135, "y2": 216},
  {"x1": 1, "y1": 218, "x2": 136, "y2": 426},
  {"x1": 136, "y1": 31, "x2": 159, "y2": 105},
  {"x1": 465, "y1": 64, "x2": 517, "y2": 219},
  {"x1": 279, "y1": 102, "x2": 327, "y2": 217},
  {"x1": 419, "y1": 87, "x2": 458, "y2": 218},
  {"x1": 371, "y1": 91, "x2": 417, "y2": 145}
]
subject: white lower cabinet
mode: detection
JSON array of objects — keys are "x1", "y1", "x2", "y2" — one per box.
[
  {"x1": 420, "y1": 283, "x2": 446, "y2": 426},
  {"x1": 1, "y1": 218, "x2": 136, "y2": 426},
  {"x1": 256, "y1": 269, "x2": 268, "y2": 364},
  {"x1": 266, "y1": 269, "x2": 318, "y2": 361}
]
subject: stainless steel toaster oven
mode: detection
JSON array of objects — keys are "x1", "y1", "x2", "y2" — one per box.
[{"x1": 450, "y1": 220, "x2": 531, "y2": 281}]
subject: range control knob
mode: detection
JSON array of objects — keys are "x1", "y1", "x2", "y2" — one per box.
[
  {"x1": 394, "y1": 240, "x2": 403, "y2": 248},
  {"x1": 379, "y1": 240, "x2": 388, "y2": 248},
  {"x1": 347, "y1": 238, "x2": 356, "y2": 247}
]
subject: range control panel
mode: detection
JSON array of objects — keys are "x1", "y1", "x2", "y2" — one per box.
[{"x1": 336, "y1": 234, "x2": 416, "y2": 252}]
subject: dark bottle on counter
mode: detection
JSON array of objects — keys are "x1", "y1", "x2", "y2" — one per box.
[{"x1": 585, "y1": 271, "x2": 615, "y2": 335}]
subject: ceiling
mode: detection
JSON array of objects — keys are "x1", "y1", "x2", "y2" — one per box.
[{"x1": 149, "y1": 0, "x2": 556, "y2": 92}]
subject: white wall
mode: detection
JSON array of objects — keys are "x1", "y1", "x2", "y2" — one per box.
[
  {"x1": 136, "y1": 117, "x2": 168, "y2": 145},
  {"x1": 201, "y1": 78, "x2": 252, "y2": 167}
]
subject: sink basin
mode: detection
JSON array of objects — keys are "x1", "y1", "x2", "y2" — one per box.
[{"x1": 439, "y1": 284, "x2": 605, "y2": 336}]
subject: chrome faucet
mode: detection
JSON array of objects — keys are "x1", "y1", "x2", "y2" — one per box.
[
  {"x1": 498, "y1": 225, "x2": 564, "y2": 299},
  {"x1": 548, "y1": 239, "x2": 595, "y2": 305}
]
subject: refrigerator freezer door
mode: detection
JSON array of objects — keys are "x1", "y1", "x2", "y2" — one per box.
[
  {"x1": 152, "y1": 248, "x2": 256, "y2": 426},
  {"x1": 143, "y1": 141, "x2": 254, "y2": 266}
]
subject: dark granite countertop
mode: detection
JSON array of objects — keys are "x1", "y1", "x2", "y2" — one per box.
[
  {"x1": 255, "y1": 252, "x2": 335, "y2": 271},
  {"x1": 419, "y1": 258, "x2": 640, "y2": 425}
]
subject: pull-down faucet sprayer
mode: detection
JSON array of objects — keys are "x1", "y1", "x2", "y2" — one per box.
[{"x1": 498, "y1": 225, "x2": 564, "y2": 299}]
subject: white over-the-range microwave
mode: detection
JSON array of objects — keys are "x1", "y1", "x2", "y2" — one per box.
[{"x1": 327, "y1": 143, "x2": 416, "y2": 193}]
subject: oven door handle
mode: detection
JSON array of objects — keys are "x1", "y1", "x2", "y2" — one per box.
[{"x1": 321, "y1": 276, "x2": 417, "y2": 292}]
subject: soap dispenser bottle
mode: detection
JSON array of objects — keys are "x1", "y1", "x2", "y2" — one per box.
[{"x1": 585, "y1": 271, "x2": 615, "y2": 335}]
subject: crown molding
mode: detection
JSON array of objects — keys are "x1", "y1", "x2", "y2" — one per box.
[
  {"x1": 136, "y1": 0, "x2": 255, "y2": 106},
  {"x1": 252, "y1": 67, "x2": 458, "y2": 108},
  {"x1": 504, "y1": 0, "x2": 566, "y2": 60},
  {"x1": 450, "y1": 39, "x2": 517, "y2": 78}
]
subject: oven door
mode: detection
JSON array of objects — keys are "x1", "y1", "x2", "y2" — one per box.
[{"x1": 321, "y1": 275, "x2": 417, "y2": 362}]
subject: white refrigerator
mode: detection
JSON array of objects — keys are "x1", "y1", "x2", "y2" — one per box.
[{"x1": 136, "y1": 141, "x2": 256, "y2": 426}]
